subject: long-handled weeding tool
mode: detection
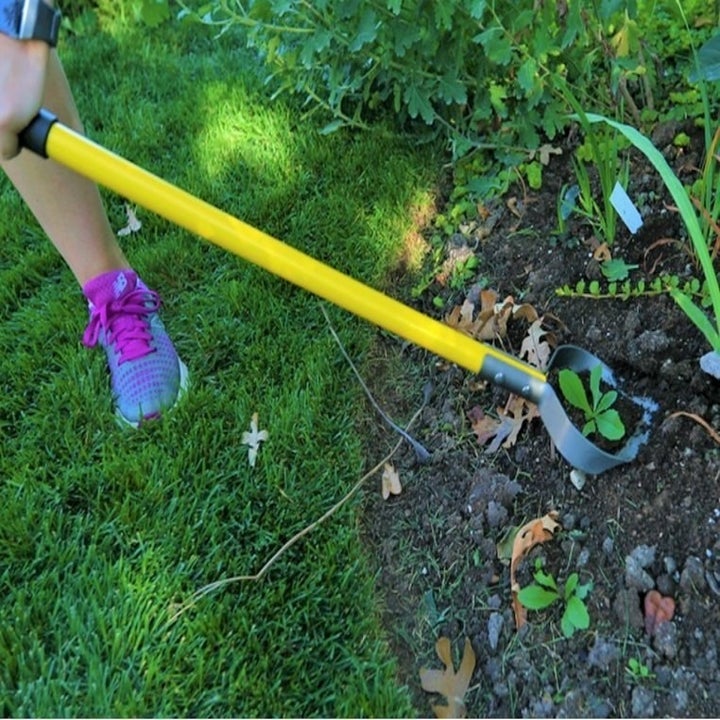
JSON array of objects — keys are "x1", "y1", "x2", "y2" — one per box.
[{"x1": 21, "y1": 110, "x2": 656, "y2": 474}]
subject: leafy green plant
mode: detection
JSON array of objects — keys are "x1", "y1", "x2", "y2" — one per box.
[
  {"x1": 684, "y1": 14, "x2": 720, "y2": 250},
  {"x1": 558, "y1": 79, "x2": 631, "y2": 246},
  {"x1": 517, "y1": 561, "x2": 593, "y2": 638},
  {"x1": 448, "y1": 254, "x2": 480, "y2": 291},
  {"x1": 176, "y1": 0, "x2": 674, "y2": 161},
  {"x1": 556, "y1": 274, "x2": 712, "y2": 303},
  {"x1": 626, "y1": 657, "x2": 655, "y2": 683},
  {"x1": 60, "y1": 0, "x2": 170, "y2": 25},
  {"x1": 600, "y1": 258, "x2": 639, "y2": 282},
  {"x1": 584, "y1": 114, "x2": 720, "y2": 354},
  {"x1": 558, "y1": 365, "x2": 626, "y2": 441}
]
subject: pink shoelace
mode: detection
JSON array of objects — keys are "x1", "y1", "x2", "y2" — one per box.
[{"x1": 83, "y1": 287, "x2": 161, "y2": 364}]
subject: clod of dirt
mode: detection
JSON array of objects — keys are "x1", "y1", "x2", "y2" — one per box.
[
  {"x1": 613, "y1": 587, "x2": 645, "y2": 631},
  {"x1": 466, "y1": 469, "x2": 522, "y2": 515},
  {"x1": 587, "y1": 635, "x2": 620, "y2": 670},
  {"x1": 653, "y1": 620, "x2": 679, "y2": 659},
  {"x1": 625, "y1": 556, "x2": 655, "y2": 592},
  {"x1": 487, "y1": 612, "x2": 504, "y2": 651},
  {"x1": 631, "y1": 686, "x2": 656, "y2": 718},
  {"x1": 680, "y1": 555, "x2": 707, "y2": 594}
]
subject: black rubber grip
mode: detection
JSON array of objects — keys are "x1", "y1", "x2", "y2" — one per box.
[{"x1": 19, "y1": 108, "x2": 58, "y2": 157}]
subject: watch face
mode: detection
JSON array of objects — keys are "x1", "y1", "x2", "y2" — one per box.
[{"x1": 0, "y1": 1, "x2": 24, "y2": 39}]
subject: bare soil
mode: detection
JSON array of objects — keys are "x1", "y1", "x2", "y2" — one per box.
[{"x1": 361, "y1": 123, "x2": 720, "y2": 718}]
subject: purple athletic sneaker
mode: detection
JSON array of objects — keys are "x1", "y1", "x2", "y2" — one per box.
[{"x1": 82, "y1": 269, "x2": 189, "y2": 426}]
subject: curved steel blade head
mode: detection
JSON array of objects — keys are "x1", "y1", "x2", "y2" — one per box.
[{"x1": 540, "y1": 345, "x2": 658, "y2": 475}]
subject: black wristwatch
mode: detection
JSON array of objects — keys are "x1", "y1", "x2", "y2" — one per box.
[{"x1": 0, "y1": 0, "x2": 62, "y2": 47}]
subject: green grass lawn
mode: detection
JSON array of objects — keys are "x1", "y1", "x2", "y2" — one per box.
[{"x1": 0, "y1": 12, "x2": 439, "y2": 717}]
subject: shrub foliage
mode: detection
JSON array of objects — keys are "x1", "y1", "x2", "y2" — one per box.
[{"x1": 179, "y1": 0, "x2": 716, "y2": 156}]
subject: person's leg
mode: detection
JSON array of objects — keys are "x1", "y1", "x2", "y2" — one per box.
[
  {"x1": 0, "y1": 50, "x2": 128, "y2": 285},
  {"x1": 1, "y1": 50, "x2": 188, "y2": 425}
]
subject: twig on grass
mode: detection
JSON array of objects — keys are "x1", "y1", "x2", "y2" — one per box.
[
  {"x1": 167, "y1": 379, "x2": 428, "y2": 625},
  {"x1": 320, "y1": 303, "x2": 432, "y2": 462}
]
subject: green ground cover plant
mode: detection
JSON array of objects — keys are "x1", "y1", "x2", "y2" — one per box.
[{"x1": 0, "y1": 12, "x2": 439, "y2": 717}]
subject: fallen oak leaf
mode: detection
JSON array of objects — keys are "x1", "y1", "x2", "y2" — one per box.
[
  {"x1": 511, "y1": 302, "x2": 539, "y2": 324},
  {"x1": 381, "y1": 462, "x2": 402, "y2": 500},
  {"x1": 485, "y1": 292, "x2": 515, "y2": 340},
  {"x1": 510, "y1": 511, "x2": 562, "y2": 629},
  {"x1": 519, "y1": 318, "x2": 556, "y2": 371},
  {"x1": 500, "y1": 395, "x2": 540, "y2": 448},
  {"x1": 467, "y1": 396, "x2": 538, "y2": 454},
  {"x1": 467, "y1": 405, "x2": 512, "y2": 453},
  {"x1": 444, "y1": 299, "x2": 482, "y2": 337},
  {"x1": 419, "y1": 636, "x2": 476, "y2": 719},
  {"x1": 644, "y1": 590, "x2": 676, "y2": 636},
  {"x1": 241, "y1": 412, "x2": 269, "y2": 468},
  {"x1": 444, "y1": 292, "x2": 500, "y2": 341},
  {"x1": 117, "y1": 204, "x2": 142, "y2": 237},
  {"x1": 444, "y1": 290, "x2": 541, "y2": 344}
]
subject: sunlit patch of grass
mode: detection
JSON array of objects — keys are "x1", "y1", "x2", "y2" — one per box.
[{"x1": 0, "y1": 14, "x2": 439, "y2": 718}]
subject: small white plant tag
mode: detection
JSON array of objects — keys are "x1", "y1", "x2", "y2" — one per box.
[{"x1": 610, "y1": 181, "x2": 643, "y2": 234}]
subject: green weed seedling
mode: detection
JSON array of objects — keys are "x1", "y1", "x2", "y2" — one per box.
[
  {"x1": 517, "y1": 560, "x2": 593, "y2": 638},
  {"x1": 626, "y1": 657, "x2": 655, "y2": 684},
  {"x1": 558, "y1": 364, "x2": 626, "y2": 441}
]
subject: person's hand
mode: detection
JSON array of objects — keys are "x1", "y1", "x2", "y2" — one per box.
[{"x1": 0, "y1": 34, "x2": 49, "y2": 160}]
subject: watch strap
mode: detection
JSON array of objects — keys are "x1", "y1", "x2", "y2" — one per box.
[{"x1": 0, "y1": 0, "x2": 61, "y2": 46}]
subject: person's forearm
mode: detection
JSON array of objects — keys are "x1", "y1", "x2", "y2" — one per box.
[{"x1": 0, "y1": 0, "x2": 61, "y2": 159}]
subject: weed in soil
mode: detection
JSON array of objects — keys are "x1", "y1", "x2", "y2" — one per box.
[{"x1": 361, "y1": 129, "x2": 720, "y2": 718}]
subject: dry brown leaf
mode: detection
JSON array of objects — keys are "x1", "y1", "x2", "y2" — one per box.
[
  {"x1": 593, "y1": 242, "x2": 612, "y2": 262},
  {"x1": 443, "y1": 292, "x2": 501, "y2": 341},
  {"x1": 512, "y1": 302, "x2": 539, "y2": 323},
  {"x1": 381, "y1": 462, "x2": 402, "y2": 500},
  {"x1": 419, "y1": 636, "x2": 476, "y2": 718},
  {"x1": 510, "y1": 512, "x2": 562, "y2": 629},
  {"x1": 444, "y1": 291, "x2": 541, "y2": 344},
  {"x1": 467, "y1": 395, "x2": 538, "y2": 453},
  {"x1": 529, "y1": 143, "x2": 562, "y2": 165},
  {"x1": 467, "y1": 405, "x2": 511, "y2": 452},
  {"x1": 444, "y1": 299, "x2": 482, "y2": 337},
  {"x1": 501, "y1": 395, "x2": 540, "y2": 447},
  {"x1": 520, "y1": 319, "x2": 555, "y2": 371}
]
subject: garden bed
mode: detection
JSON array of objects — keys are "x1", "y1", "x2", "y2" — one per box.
[{"x1": 362, "y1": 121, "x2": 720, "y2": 718}]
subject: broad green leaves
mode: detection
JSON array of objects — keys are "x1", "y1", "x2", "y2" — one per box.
[
  {"x1": 180, "y1": 0, "x2": 649, "y2": 161},
  {"x1": 517, "y1": 564, "x2": 593, "y2": 638},
  {"x1": 558, "y1": 364, "x2": 626, "y2": 441},
  {"x1": 690, "y1": 32, "x2": 720, "y2": 82},
  {"x1": 136, "y1": 0, "x2": 170, "y2": 26}
]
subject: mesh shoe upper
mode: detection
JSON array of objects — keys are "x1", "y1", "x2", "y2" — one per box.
[{"x1": 82, "y1": 269, "x2": 187, "y2": 426}]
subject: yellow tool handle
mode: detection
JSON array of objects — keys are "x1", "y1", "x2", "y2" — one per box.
[{"x1": 24, "y1": 111, "x2": 546, "y2": 390}]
